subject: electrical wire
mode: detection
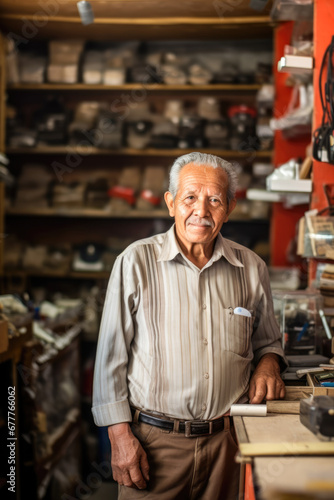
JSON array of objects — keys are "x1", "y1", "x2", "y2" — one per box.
[{"x1": 313, "y1": 36, "x2": 334, "y2": 164}]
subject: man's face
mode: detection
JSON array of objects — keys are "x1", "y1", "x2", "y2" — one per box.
[{"x1": 164, "y1": 163, "x2": 236, "y2": 249}]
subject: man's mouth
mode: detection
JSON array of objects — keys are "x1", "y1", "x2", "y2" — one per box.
[{"x1": 186, "y1": 217, "x2": 213, "y2": 228}]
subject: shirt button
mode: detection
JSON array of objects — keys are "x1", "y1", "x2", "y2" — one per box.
[
  {"x1": 204, "y1": 373, "x2": 209, "y2": 379},
  {"x1": 203, "y1": 338, "x2": 208, "y2": 345},
  {"x1": 202, "y1": 304, "x2": 207, "y2": 309}
]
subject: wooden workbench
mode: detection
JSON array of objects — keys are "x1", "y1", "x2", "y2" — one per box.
[{"x1": 234, "y1": 414, "x2": 334, "y2": 500}]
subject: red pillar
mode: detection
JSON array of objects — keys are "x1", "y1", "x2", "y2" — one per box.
[
  {"x1": 308, "y1": 0, "x2": 334, "y2": 283},
  {"x1": 311, "y1": 0, "x2": 334, "y2": 210},
  {"x1": 270, "y1": 22, "x2": 310, "y2": 266}
]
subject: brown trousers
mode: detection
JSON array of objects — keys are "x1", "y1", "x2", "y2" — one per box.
[{"x1": 118, "y1": 418, "x2": 240, "y2": 500}]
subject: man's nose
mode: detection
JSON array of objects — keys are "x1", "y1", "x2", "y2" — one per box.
[{"x1": 193, "y1": 198, "x2": 209, "y2": 217}]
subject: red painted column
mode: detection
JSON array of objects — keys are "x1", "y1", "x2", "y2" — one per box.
[
  {"x1": 311, "y1": 0, "x2": 334, "y2": 211},
  {"x1": 270, "y1": 22, "x2": 310, "y2": 266},
  {"x1": 308, "y1": 0, "x2": 334, "y2": 283}
]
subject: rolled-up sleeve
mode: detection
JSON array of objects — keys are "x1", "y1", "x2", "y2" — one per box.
[
  {"x1": 91, "y1": 254, "x2": 136, "y2": 426},
  {"x1": 252, "y1": 261, "x2": 288, "y2": 371}
]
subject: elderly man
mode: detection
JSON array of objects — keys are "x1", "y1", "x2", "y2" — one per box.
[{"x1": 92, "y1": 152, "x2": 287, "y2": 500}]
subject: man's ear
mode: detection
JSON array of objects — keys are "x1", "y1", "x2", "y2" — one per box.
[
  {"x1": 225, "y1": 198, "x2": 237, "y2": 222},
  {"x1": 164, "y1": 191, "x2": 175, "y2": 217}
]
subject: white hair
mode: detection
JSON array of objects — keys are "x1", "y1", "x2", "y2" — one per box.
[{"x1": 168, "y1": 152, "x2": 238, "y2": 207}]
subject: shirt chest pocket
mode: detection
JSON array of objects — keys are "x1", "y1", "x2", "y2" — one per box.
[{"x1": 222, "y1": 308, "x2": 254, "y2": 357}]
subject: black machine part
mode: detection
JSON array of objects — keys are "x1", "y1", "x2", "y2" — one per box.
[{"x1": 300, "y1": 395, "x2": 334, "y2": 439}]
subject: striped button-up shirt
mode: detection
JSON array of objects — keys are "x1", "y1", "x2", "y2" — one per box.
[{"x1": 92, "y1": 225, "x2": 286, "y2": 426}]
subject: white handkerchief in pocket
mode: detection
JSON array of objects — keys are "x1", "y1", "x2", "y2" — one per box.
[{"x1": 233, "y1": 307, "x2": 252, "y2": 318}]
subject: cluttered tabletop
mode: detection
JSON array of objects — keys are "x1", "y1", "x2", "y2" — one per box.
[{"x1": 233, "y1": 392, "x2": 334, "y2": 500}]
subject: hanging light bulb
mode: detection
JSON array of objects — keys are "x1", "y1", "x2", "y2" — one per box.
[{"x1": 77, "y1": 1, "x2": 95, "y2": 25}]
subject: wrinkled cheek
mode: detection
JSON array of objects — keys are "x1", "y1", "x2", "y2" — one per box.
[
  {"x1": 179, "y1": 202, "x2": 190, "y2": 213},
  {"x1": 177, "y1": 205, "x2": 192, "y2": 220}
]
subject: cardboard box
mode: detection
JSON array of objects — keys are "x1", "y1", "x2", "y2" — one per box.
[{"x1": 307, "y1": 371, "x2": 334, "y2": 397}]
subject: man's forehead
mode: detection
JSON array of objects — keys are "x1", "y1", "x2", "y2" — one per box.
[
  {"x1": 181, "y1": 185, "x2": 224, "y2": 195},
  {"x1": 179, "y1": 163, "x2": 228, "y2": 186}
]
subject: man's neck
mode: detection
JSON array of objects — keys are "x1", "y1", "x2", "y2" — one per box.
[{"x1": 177, "y1": 238, "x2": 215, "y2": 270}]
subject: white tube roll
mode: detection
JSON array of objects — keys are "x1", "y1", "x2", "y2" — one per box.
[{"x1": 230, "y1": 404, "x2": 267, "y2": 417}]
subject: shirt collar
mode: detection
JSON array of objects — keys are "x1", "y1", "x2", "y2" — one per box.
[
  {"x1": 157, "y1": 224, "x2": 244, "y2": 268},
  {"x1": 212, "y1": 232, "x2": 244, "y2": 268},
  {"x1": 157, "y1": 225, "x2": 181, "y2": 262}
]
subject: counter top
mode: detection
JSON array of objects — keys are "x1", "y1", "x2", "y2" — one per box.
[{"x1": 234, "y1": 413, "x2": 334, "y2": 499}]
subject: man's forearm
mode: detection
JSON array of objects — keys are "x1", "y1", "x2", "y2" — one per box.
[
  {"x1": 258, "y1": 352, "x2": 280, "y2": 368},
  {"x1": 108, "y1": 422, "x2": 132, "y2": 442}
]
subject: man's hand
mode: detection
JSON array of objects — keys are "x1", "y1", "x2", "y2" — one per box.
[
  {"x1": 248, "y1": 353, "x2": 285, "y2": 404},
  {"x1": 108, "y1": 423, "x2": 150, "y2": 489}
]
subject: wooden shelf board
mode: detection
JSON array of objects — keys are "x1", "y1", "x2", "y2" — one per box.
[
  {"x1": 1, "y1": 15, "x2": 273, "y2": 25},
  {"x1": 7, "y1": 83, "x2": 263, "y2": 91},
  {"x1": 36, "y1": 410, "x2": 81, "y2": 482},
  {"x1": 0, "y1": 8, "x2": 275, "y2": 40},
  {"x1": 0, "y1": 1, "x2": 275, "y2": 40},
  {"x1": 1, "y1": 24, "x2": 274, "y2": 42},
  {"x1": 0, "y1": 0, "x2": 274, "y2": 20},
  {"x1": 6, "y1": 207, "x2": 170, "y2": 218},
  {"x1": 4, "y1": 269, "x2": 111, "y2": 280},
  {"x1": 5, "y1": 207, "x2": 270, "y2": 224},
  {"x1": 239, "y1": 441, "x2": 334, "y2": 457},
  {"x1": 48, "y1": 409, "x2": 80, "y2": 452},
  {"x1": 6, "y1": 146, "x2": 273, "y2": 158}
]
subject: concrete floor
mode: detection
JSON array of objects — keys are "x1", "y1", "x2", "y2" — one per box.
[{"x1": 90, "y1": 481, "x2": 118, "y2": 499}]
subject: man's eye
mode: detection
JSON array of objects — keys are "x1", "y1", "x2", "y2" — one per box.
[
  {"x1": 210, "y1": 198, "x2": 220, "y2": 204},
  {"x1": 186, "y1": 196, "x2": 195, "y2": 201}
]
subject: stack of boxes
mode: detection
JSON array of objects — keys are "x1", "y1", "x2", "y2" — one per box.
[{"x1": 47, "y1": 40, "x2": 85, "y2": 84}]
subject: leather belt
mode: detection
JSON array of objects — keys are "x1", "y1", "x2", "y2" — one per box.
[{"x1": 131, "y1": 408, "x2": 229, "y2": 438}]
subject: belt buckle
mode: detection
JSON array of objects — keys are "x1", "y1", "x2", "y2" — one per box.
[
  {"x1": 184, "y1": 420, "x2": 213, "y2": 438},
  {"x1": 184, "y1": 421, "x2": 195, "y2": 438}
]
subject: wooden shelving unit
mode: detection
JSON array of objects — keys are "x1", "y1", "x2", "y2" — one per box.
[
  {"x1": 0, "y1": 0, "x2": 276, "y2": 283},
  {"x1": 7, "y1": 83, "x2": 263, "y2": 92},
  {"x1": 0, "y1": 4, "x2": 276, "y2": 498},
  {"x1": 0, "y1": 31, "x2": 6, "y2": 277},
  {"x1": 4, "y1": 70, "x2": 273, "y2": 290},
  {"x1": 0, "y1": 7, "x2": 276, "y2": 270},
  {"x1": 0, "y1": 320, "x2": 33, "y2": 364},
  {"x1": 35, "y1": 413, "x2": 81, "y2": 490},
  {"x1": 6, "y1": 146, "x2": 273, "y2": 157},
  {"x1": 18, "y1": 330, "x2": 82, "y2": 499},
  {"x1": 0, "y1": 317, "x2": 33, "y2": 500}
]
